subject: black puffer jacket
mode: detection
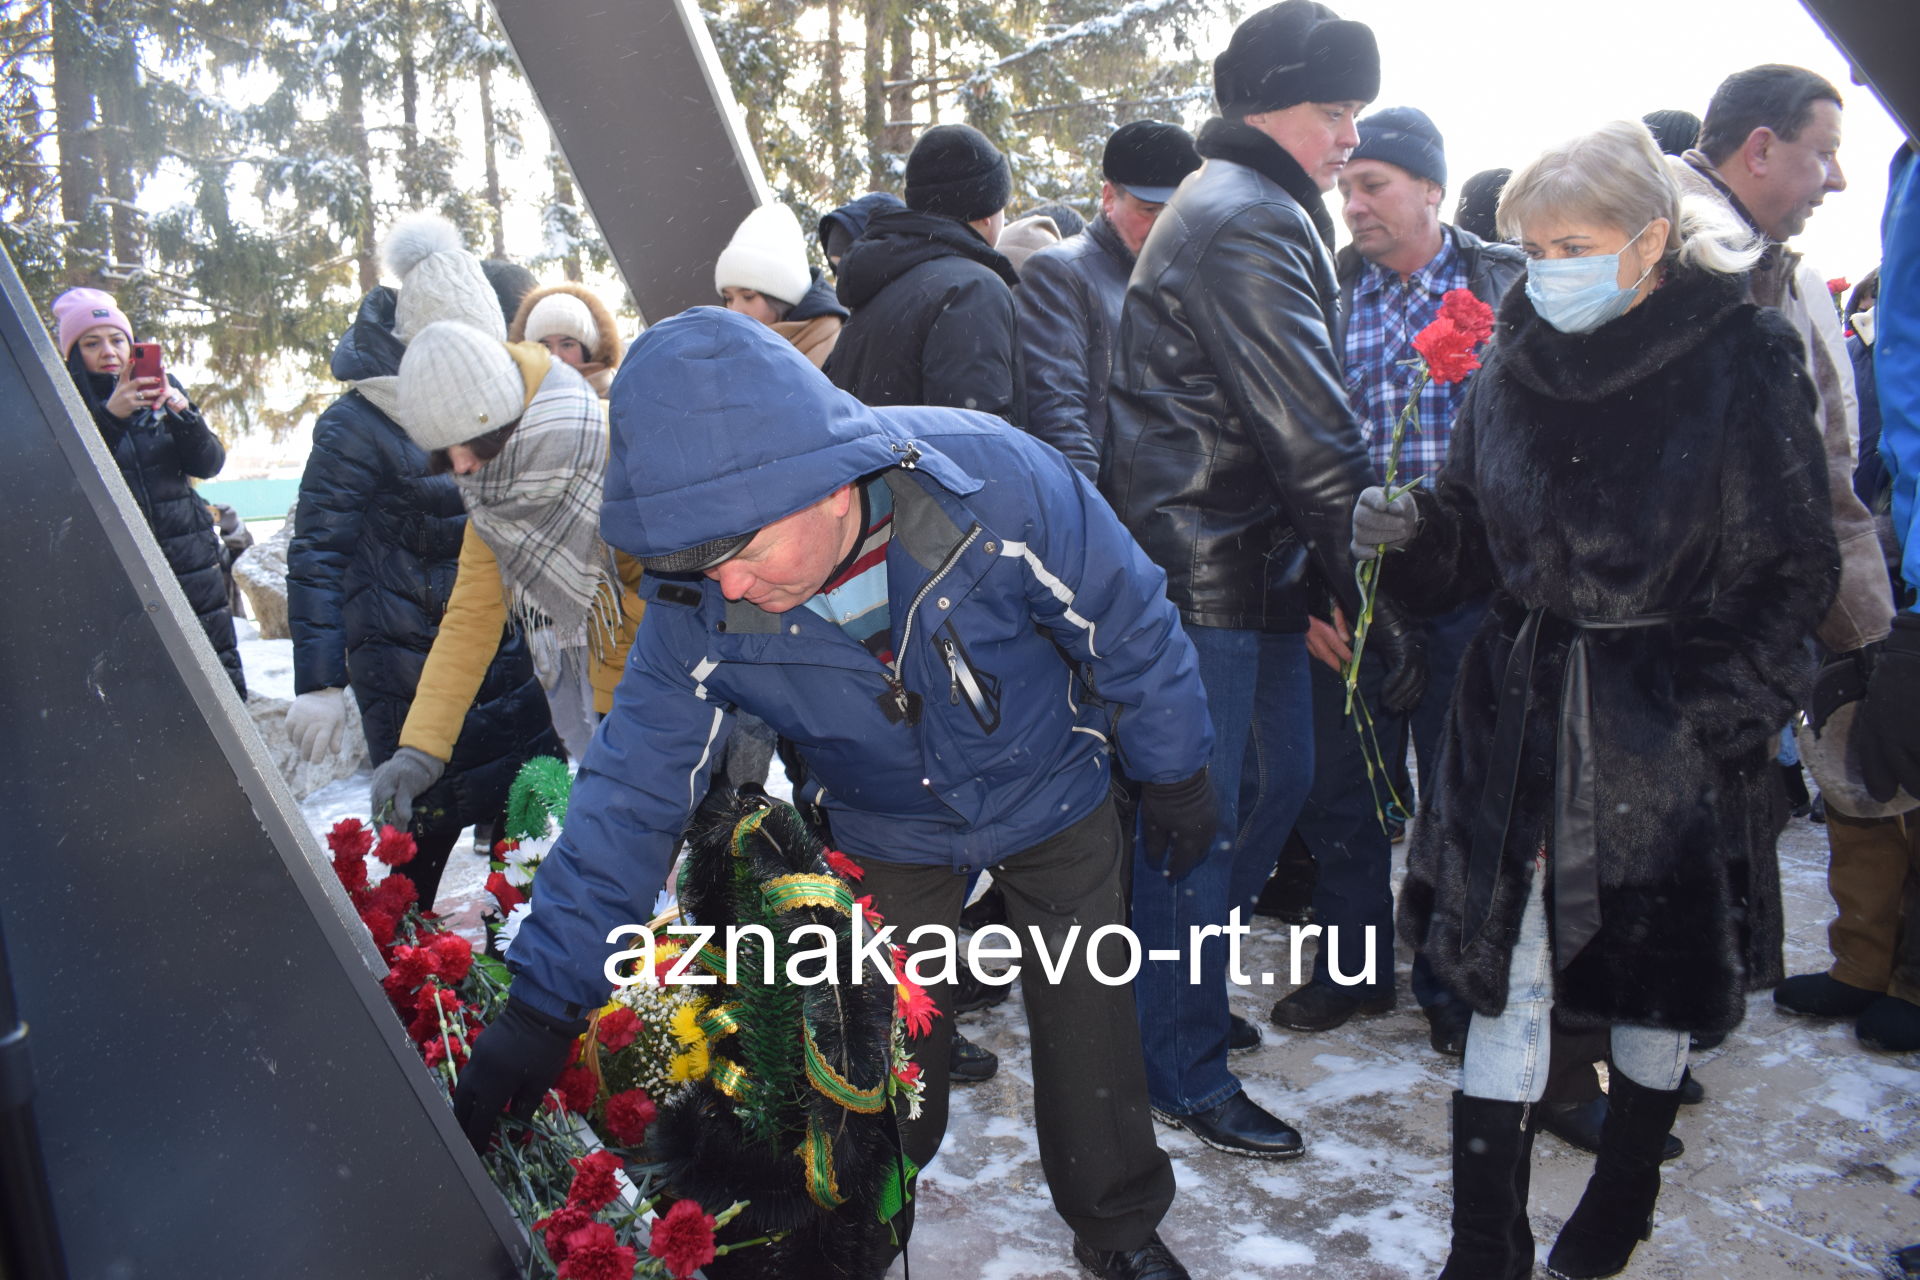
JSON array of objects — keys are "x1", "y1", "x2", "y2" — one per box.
[
  {"x1": 287, "y1": 287, "x2": 558, "y2": 832},
  {"x1": 827, "y1": 208, "x2": 1025, "y2": 424},
  {"x1": 69, "y1": 353, "x2": 244, "y2": 695},
  {"x1": 1103, "y1": 119, "x2": 1376, "y2": 630},
  {"x1": 1016, "y1": 214, "x2": 1133, "y2": 480}
]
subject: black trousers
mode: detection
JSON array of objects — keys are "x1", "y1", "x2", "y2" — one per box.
[{"x1": 853, "y1": 800, "x2": 1175, "y2": 1252}]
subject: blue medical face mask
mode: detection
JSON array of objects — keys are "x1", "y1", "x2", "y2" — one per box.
[{"x1": 1524, "y1": 223, "x2": 1656, "y2": 334}]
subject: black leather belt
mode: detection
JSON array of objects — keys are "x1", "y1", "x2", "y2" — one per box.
[{"x1": 1464, "y1": 605, "x2": 1688, "y2": 970}]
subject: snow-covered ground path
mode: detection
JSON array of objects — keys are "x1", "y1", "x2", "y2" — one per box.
[{"x1": 255, "y1": 628, "x2": 1917, "y2": 1279}]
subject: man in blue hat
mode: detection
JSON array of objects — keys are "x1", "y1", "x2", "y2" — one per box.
[{"x1": 454, "y1": 306, "x2": 1218, "y2": 1280}]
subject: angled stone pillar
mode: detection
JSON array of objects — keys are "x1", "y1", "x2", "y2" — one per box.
[
  {"x1": 489, "y1": 0, "x2": 773, "y2": 322},
  {"x1": 0, "y1": 248, "x2": 525, "y2": 1276}
]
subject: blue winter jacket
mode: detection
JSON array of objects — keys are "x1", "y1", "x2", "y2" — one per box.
[
  {"x1": 507, "y1": 308, "x2": 1212, "y2": 1018},
  {"x1": 1879, "y1": 144, "x2": 1920, "y2": 610}
]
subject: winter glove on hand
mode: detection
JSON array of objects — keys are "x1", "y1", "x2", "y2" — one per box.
[
  {"x1": 369, "y1": 746, "x2": 445, "y2": 828},
  {"x1": 1139, "y1": 768, "x2": 1219, "y2": 884},
  {"x1": 1861, "y1": 616, "x2": 1920, "y2": 803},
  {"x1": 285, "y1": 688, "x2": 347, "y2": 763},
  {"x1": 451, "y1": 994, "x2": 587, "y2": 1153},
  {"x1": 1810, "y1": 644, "x2": 1875, "y2": 738},
  {"x1": 1368, "y1": 597, "x2": 1430, "y2": 714},
  {"x1": 528, "y1": 626, "x2": 563, "y2": 693},
  {"x1": 1352, "y1": 486, "x2": 1420, "y2": 561}
]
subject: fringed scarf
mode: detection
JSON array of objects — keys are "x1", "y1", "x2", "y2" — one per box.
[{"x1": 455, "y1": 362, "x2": 624, "y2": 659}]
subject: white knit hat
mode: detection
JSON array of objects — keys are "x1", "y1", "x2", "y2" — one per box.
[
  {"x1": 382, "y1": 212, "x2": 507, "y2": 344},
  {"x1": 713, "y1": 203, "x2": 811, "y2": 307},
  {"x1": 396, "y1": 321, "x2": 526, "y2": 451},
  {"x1": 522, "y1": 291, "x2": 600, "y2": 352}
]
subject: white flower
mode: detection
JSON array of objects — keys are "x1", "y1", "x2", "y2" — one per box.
[{"x1": 495, "y1": 901, "x2": 533, "y2": 955}]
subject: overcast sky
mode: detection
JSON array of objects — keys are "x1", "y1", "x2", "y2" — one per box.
[{"x1": 1270, "y1": 0, "x2": 1907, "y2": 284}]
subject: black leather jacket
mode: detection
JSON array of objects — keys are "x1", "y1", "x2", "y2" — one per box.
[
  {"x1": 1104, "y1": 119, "x2": 1374, "y2": 631},
  {"x1": 1016, "y1": 214, "x2": 1134, "y2": 480}
]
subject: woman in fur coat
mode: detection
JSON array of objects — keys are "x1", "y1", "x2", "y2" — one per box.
[{"x1": 1355, "y1": 121, "x2": 1839, "y2": 1280}]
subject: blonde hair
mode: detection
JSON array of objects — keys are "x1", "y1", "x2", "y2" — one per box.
[{"x1": 1497, "y1": 120, "x2": 1763, "y2": 276}]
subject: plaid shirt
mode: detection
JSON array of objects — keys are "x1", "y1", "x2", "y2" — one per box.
[{"x1": 1343, "y1": 233, "x2": 1472, "y2": 485}]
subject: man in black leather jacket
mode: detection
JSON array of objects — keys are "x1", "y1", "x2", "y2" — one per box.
[
  {"x1": 1016, "y1": 120, "x2": 1200, "y2": 480},
  {"x1": 1272, "y1": 106, "x2": 1523, "y2": 1049},
  {"x1": 1104, "y1": 0, "x2": 1425, "y2": 1162}
]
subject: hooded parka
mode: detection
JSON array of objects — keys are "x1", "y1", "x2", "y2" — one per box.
[
  {"x1": 287, "y1": 287, "x2": 560, "y2": 831},
  {"x1": 826, "y1": 208, "x2": 1025, "y2": 424},
  {"x1": 1394, "y1": 264, "x2": 1840, "y2": 1035},
  {"x1": 505, "y1": 309, "x2": 1211, "y2": 1019}
]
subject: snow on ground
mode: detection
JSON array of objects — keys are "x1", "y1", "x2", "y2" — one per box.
[{"x1": 255, "y1": 638, "x2": 1919, "y2": 1278}]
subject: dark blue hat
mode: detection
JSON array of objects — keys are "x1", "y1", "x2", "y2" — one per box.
[{"x1": 1352, "y1": 106, "x2": 1447, "y2": 188}]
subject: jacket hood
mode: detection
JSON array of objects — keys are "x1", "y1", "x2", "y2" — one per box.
[
  {"x1": 331, "y1": 287, "x2": 406, "y2": 383},
  {"x1": 817, "y1": 191, "x2": 907, "y2": 254},
  {"x1": 788, "y1": 267, "x2": 850, "y2": 323},
  {"x1": 509, "y1": 281, "x2": 624, "y2": 369},
  {"x1": 835, "y1": 208, "x2": 1021, "y2": 311},
  {"x1": 602, "y1": 307, "x2": 980, "y2": 561}
]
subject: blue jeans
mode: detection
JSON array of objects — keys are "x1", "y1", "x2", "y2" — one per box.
[
  {"x1": 1462, "y1": 867, "x2": 1690, "y2": 1102},
  {"x1": 1132, "y1": 625, "x2": 1312, "y2": 1115}
]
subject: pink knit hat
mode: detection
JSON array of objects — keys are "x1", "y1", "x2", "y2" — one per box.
[{"x1": 51, "y1": 288, "x2": 133, "y2": 357}]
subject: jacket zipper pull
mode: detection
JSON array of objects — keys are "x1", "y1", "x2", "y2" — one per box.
[{"x1": 940, "y1": 636, "x2": 961, "y2": 705}]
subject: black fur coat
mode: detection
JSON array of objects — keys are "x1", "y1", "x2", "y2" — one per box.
[{"x1": 1393, "y1": 262, "x2": 1839, "y2": 1034}]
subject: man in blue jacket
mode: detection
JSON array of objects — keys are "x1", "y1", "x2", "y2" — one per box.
[{"x1": 455, "y1": 307, "x2": 1217, "y2": 1280}]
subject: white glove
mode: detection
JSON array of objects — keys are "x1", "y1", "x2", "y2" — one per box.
[
  {"x1": 528, "y1": 626, "x2": 563, "y2": 693},
  {"x1": 285, "y1": 688, "x2": 348, "y2": 762}
]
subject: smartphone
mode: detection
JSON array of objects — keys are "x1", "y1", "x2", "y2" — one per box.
[{"x1": 129, "y1": 342, "x2": 165, "y2": 385}]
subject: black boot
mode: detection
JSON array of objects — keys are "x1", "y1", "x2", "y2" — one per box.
[
  {"x1": 1439, "y1": 1092, "x2": 1535, "y2": 1280},
  {"x1": 1546, "y1": 1073, "x2": 1684, "y2": 1279}
]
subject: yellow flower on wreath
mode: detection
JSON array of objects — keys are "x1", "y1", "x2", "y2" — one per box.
[{"x1": 667, "y1": 998, "x2": 711, "y2": 1083}]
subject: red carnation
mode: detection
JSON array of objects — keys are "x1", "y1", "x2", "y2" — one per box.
[
  {"x1": 485, "y1": 870, "x2": 527, "y2": 914},
  {"x1": 603, "y1": 1088, "x2": 657, "y2": 1146},
  {"x1": 825, "y1": 848, "x2": 865, "y2": 881},
  {"x1": 648, "y1": 1199, "x2": 718, "y2": 1279},
  {"x1": 595, "y1": 1006, "x2": 641, "y2": 1054},
  {"x1": 1828, "y1": 276, "x2": 1851, "y2": 295},
  {"x1": 853, "y1": 893, "x2": 884, "y2": 925},
  {"x1": 373, "y1": 824, "x2": 417, "y2": 866},
  {"x1": 361, "y1": 907, "x2": 400, "y2": 952},
  {"x1": 368, "y1": 872, "x2": 418, "y2": 919},
  {"x1": 1436, "y1": 287, "x2": 1496, "y2": 344},
  {"x1": 566, "y1": 1149, "x2": 625, "y2": 1211},
  {"x1": 893, "y1": 1059, "x2": 922, "y2": 1088},
  {"x1": 327, "y1": 817, "x2": 374, "y2": 861},
  {"x1": 409, "y1": 984, "x2": 466, "y2": 1043},
  {"x1": 493, "y1": 837, "x2": 521, "y2": 857},
  {"x1": 383, "y1": 945, "x2": 437, "y2": 1002},
  {"x1": 533, "y1": 1205, "x2": 594, "y2": 1263},
  {"x1": 428, "y1": 933, "x2": 473, "y2": 985},
  {"x1": 558, "y1": 1221, "x2": 638, "y2": 1280},
  {"x1": 1412, "y1": 315, "x2": 1482, "y2": 384},
  {"x1": 555, "y1": 1063, "x2": 598, "y2": 1115},
  {"x1": 333, "y1": 851, "x2": 369, "y2": 895},
  {"x1": 422, "y1": 1032, "x2": 467, "y2": 1068}
]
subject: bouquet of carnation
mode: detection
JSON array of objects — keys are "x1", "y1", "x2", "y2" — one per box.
[{"x1": 322, "y1": 816, "x2": 760, "y2": 1279}]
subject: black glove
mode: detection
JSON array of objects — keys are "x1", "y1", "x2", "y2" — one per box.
[
  {"x1": 451, "y1": 993, "x2": 588, "y2": 1152},
  {"x1": 1367, "y1": 597, "x2": 1430, "y2": 714},
  {"x1": 1861, "y1": 615, "x2": 1920, "y2": 803},
  {"x1": 1139, "y1": 768, "x2": 1219, "y2": 883},
  {"x1": 1810, "y1": 644, "x2": 1874, "y2": 737}
]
